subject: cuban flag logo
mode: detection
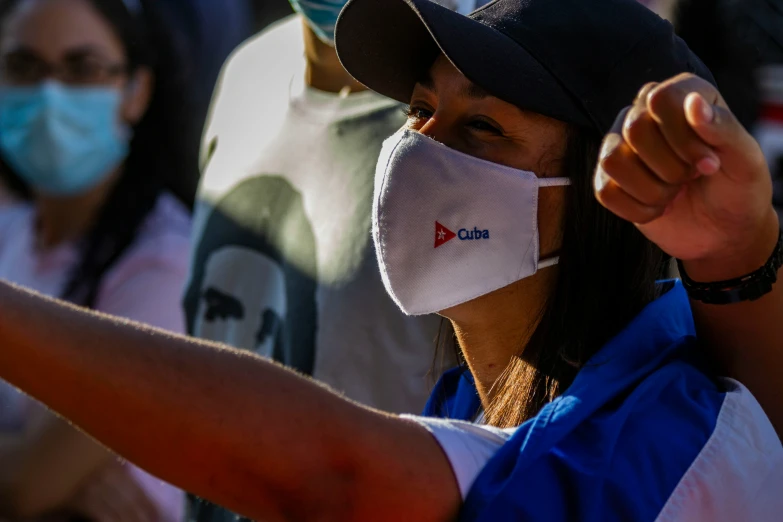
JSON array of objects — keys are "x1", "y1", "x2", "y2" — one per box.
[{"x1": 435, "y1": 221, "x2": 457, "y2": 248}]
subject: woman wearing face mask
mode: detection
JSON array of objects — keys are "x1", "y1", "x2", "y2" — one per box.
[
  {"x1": 0, "y1": 0, "x2": 780, "y2": 521},
  {"x1": 0, "y1": 0, "x2": 191, "y2": 521}
]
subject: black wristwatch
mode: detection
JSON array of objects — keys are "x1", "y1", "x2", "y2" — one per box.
[{"x1": 677, "y1": 228, "x2": 783, "y2": 305}]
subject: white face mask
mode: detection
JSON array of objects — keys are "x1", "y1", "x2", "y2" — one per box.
[{"x1": 373, "y1": 130, "x2": 570, "y2": 316}]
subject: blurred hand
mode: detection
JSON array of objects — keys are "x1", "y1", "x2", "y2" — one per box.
[
  {"x1": 67, "y1": 460, "x2": 160, "y2": 522},
  {"x1": 595, "y1": 73, "x2": 778, "y2": 277}
]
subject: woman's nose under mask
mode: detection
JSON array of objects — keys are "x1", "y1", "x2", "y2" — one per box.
[
  {"x1": 373, "y1": 129, "x2": 570, "y2": 316},
  {"x1": 0, "y1": 81, "x2": 130, "y2": 196}
]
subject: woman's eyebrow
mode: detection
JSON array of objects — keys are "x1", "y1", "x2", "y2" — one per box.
[
  {"x1": 62, "y1": 44, "x2": 116, "y2": 62},
  {"x1": 461, "y1": 82, "x2": 490, "y2": 100},
  {"x1": 414, "y1": 74, "x2": 490, "y2": 100},
  {"x1": 414, "y1": 72, "x2": 437, "y2": 94},
  {"x1": 1, "y1": 45, "x2": 38, "y2": 58}
]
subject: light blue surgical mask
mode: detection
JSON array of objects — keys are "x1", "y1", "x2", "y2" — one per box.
[
  {"x1": 0, "y1": 82, "x2": 130, "y2": 196},
  {"x1": 289, "y1": 0, "x2": 484, "y2": 45},
  {"x1": 289, "y1": 0, "x2": 348, "y2": 45}
]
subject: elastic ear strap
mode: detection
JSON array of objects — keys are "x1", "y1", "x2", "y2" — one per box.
[
  {"x1": 538, "y1": 177, "x2": 571, "y2": 187},
  {"x1": 538, "y1": 256, "x2": 560, "y2": 269}
]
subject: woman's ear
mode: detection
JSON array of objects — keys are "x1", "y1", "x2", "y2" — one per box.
[{"x1": 120, "y1": 66, "x2": 153, "y2": 126}]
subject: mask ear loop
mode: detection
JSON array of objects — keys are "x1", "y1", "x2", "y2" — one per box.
[
  {"x1": 538, "y1": 177, "x2": 571, "y2": 188},
  {"x1": 536, "y1": 177, "x2": 571, "y2": 269}
]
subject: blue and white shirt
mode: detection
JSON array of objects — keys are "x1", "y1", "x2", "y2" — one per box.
[{"x1": 405, "y1": 281, "x2": 783, "y2": 521}]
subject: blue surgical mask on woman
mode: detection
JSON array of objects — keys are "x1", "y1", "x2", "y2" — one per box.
[
  {"x1": 289, "y1": 0, "x2": 481, "y2": 46},
  {"x1": 289, "y1": 0, "x2": 348, "y2": 45},
  {"x1": 0, "y1": 81, "x2": 130, "y2": 196}
]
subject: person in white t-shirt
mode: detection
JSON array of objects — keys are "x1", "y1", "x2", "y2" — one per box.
[
  {"x1": 0, "y1": 0, "x2": 193, "y2": 520},
  {"x1": 184, "y1": 1, "x2": 483, "y2": 519}
]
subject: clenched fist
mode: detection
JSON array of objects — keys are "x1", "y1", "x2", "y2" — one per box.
[{"x1": 595, "y1": 73, "x2": 778, "y2": 278}]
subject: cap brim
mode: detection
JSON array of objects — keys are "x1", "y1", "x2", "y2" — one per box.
[{"x1": 335, "y1": 0, "x2": 593, "y2": 129}]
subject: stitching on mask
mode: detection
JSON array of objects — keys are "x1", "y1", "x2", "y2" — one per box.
[
  {"x1": 377, "y1": 131, "x2": 410, "y2": 307},
  {"x1": 516, "y1": 181, "x2": 538, "y2": 281}
]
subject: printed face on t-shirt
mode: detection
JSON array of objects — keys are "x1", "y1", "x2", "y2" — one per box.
[
  {"x1": 184, "y1": 175, "x2": 319, "y2": 375},
  {"x1": 194, "y1": 247, "x2": 286, "y2": 359}
]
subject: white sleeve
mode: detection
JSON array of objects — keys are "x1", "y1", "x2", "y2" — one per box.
[{"x1": 401, "y1": 415, "x2": 516, "y2": 499}]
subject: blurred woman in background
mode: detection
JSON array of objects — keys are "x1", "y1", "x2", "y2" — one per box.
[{"x1": 0, "y1": 0, "x2": 195, "y2": 520}]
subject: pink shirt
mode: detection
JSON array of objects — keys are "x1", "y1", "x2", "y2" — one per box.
[{"x1": 0, "y1": 192, "x2": 191, "y2": 522}]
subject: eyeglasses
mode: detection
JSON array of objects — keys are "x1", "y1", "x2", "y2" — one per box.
[{"x1": 0, "y1": 52, "x2": 128, "y2": 86}]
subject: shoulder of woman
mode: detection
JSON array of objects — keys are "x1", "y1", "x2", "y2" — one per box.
[
  {"x1": 0, "y1": 202, "x2": 35, "y2": 250},
  {"x1": 116, "y1": 192, "x2": 192, "y2": 270},
  {"x1": 92, "y1": 193, "x2": 192, "y2": 321},
  {"x1": 0, "y1": 201, "x2": 33, "y2": 226}
]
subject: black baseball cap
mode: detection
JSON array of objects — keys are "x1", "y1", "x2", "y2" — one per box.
[{"x1": 334, "y1": 0, "x2": 716, "y2": 134}]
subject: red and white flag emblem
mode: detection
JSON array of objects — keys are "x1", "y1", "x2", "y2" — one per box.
[{"x1": 434, "y1": 221, "x2": 457, "y2": 248}]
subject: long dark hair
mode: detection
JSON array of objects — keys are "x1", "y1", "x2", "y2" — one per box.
[
  {"x1": 0, "y1": 0, "x2": 196, "y2": 308},
  {"x1": 438, "y1": 124, "x2": 668, "y2": 428}
]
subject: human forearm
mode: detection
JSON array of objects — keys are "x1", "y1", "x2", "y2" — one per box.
[
  {"x1": 0, "y1": 282, "x2": 458, "y2": 522},
  {"x1": 593, "y1": 73, "x2": 783, "y2": 437},
  {"x1": 684, "y1": 208, "x2": 783, "y2": 434}
]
